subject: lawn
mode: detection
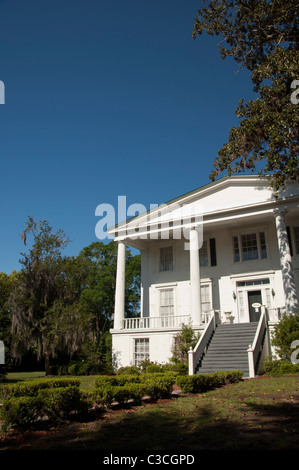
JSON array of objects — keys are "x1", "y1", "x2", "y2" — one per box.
[
  {"x1": 3, "y1": 371, "x2": 97, "y2": 390},
  {"x1": 1, "y1": 372, "x2": 299, "y2": 451}
]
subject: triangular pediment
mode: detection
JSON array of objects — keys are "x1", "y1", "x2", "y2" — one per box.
[{"x1": 108, "y1": 176, "x2": 299, "y2": 244}]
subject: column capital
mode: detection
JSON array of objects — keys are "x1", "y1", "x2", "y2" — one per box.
[{"x1": 273, "y1": 207, "x2": 287, "y2": 217}]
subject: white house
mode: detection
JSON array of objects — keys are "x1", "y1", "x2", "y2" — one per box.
[{"x1": 108, "y1": 176, "x2": 299, "y2": 377}]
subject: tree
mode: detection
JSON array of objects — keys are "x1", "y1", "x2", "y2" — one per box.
[
  {"x1": 171, "y1": 321, "x2": 200, "y2": 364},
  {"x1": 0, "y1": 271, "x2": 19, "y2": 347},
  {"x1": 9, "y1": 217, "x2": 92, "y2": 374},
  {"x1": 193, "y1": 0, "x2": 299, "y2": 191},
  {"x1": 271, "y1": 310, "x2": 299, "y2": 361},
  {"x1": 79, "y1": 241, "x2": 141, "y2": 340}
]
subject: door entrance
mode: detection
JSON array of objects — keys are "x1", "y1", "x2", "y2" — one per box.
[{"x1": 248, "y1": 290, "x2": 262, "y2": 322}]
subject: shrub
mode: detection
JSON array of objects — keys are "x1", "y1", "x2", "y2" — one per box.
[
  {"x1": 92, "y1": 383, "x2": 147, "y2": 407},
  {"x1": 161, "y1": 363, "x2": 188, "y2": 376},
  {"x1": 38, "y1": 386, "x2": 88, "y2": 421},
  {"x1": 0, "y1": 383, "x2": 88, "y2": 430},
  {"x1": 94, "y1": 374, "x2": 141, "y2": 388},
  {"x1": 271, "y1": 311, "x2": 299, "y2": 360},
  {"x1": 116, "y1": 366, "x2": 140, "y2": 376},
  {"x1": 176, "y1": 370, "x2": 243, "y2": 394},
  {"x1": 264, "y1": 357, "x2": 299, "y2": 376},
  {"x1": 0, "y1": 396, "x2": 44, "y2": 430},
  {"x1": 125, "y1": 383, "x2": 147, "y2": 403},
  {"x1": 142, "y1": 375, "x2": 175, "y2": 400},
  {"x1": 146, "y1": 364, "x2": 162, "y2": 374}
]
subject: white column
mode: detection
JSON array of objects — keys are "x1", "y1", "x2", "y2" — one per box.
[
  {"x1": 189, "y1": 227, "x2": 202, "y2": 325},
  {"x1": 274, "y1": 209, "x2": 298, "y2": 313},
  {"x1": 114, "y1": 241, "x2": 126, "y2": 329}
]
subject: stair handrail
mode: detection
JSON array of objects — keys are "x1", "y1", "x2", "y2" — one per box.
[
  {"x1": 188, "y1": 310, "x2": 219, "y2": 375},
  {"x1": 247, "y1": 307, "x2": 267, "y2": 378}
]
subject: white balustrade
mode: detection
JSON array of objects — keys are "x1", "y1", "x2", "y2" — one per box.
[
  {"x1": 123, "y1": 315, "x2": 190, "y2": 330},
  {"x1": 123, "y1": 310, "x2": 215, "y2": 330}
]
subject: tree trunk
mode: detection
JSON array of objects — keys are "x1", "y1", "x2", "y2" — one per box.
[{"x1": 45, "y1": 351, "x2": 51, "y2": 375}]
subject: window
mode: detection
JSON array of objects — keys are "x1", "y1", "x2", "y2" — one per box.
[
  {"x1": 160, "y1": 246, "x2": 173, "y2": 272},
  {"x1": 259, "y1": 232, "x2": 267, "y2": 258},
  {"x1": 199, "y1": 241, "x2": 208, "y2": 266},
  {"x1": 233, "y1": 236, "x2": 240, "y2": 262},
  {"x1": 201, "y1": 284, "x2": 211, "y2": 312},
  {"x1": 233, "y1": 232, "x2": 267, "y2": 262},
  {"x1": 160, "y1": 288, "x2": 174, "y2": 316},
  {"x1": 241, "y1": 233, "x2": 258, "y2": 260},
  {"x1": 134, "y1": 338, "x2": 149, "y2": 366},
  {"x1": 237, "y1": 279, "x2": 270, "y2": 287}
]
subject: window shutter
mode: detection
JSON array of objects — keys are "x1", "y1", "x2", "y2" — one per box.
[{"x1": 210, "y1": 238, "x2": 217, "y2": 266}]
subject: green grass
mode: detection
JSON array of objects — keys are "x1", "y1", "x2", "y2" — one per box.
[{"x1": 73, "y1": 375, "x2": 299, "y2": 451}]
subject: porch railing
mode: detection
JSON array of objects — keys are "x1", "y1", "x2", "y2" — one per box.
[
  {"x1": 123, "y1": 311, "x2": 214, "y2": 330},
  {"x1": 267, "y1": 307, "x2": 286, "y2": 322},
  {"x1": 247, "y1": 307, "x2": 268, "y2": 378},
  {"x1": 188, "y1": 310, "x2": 220, "y2": 375},
  {"x1": 123, "y1": 315, "x2": 190, "y2": 330}
]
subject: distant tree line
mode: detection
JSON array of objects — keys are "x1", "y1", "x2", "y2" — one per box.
[{"x1": 0, "y1": 217, "x2": 140, "y2": 375}]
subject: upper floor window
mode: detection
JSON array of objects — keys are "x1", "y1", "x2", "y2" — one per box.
[
  {"x1": 233, "y1": 232, "x2": 267, "y2": 262},
  {"x1": 160, "y1": 246, "x2": 173, "y2": 272}
]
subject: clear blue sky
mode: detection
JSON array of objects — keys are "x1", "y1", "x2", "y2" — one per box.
[{"x1": 0, "y1": 0, "x2": 255, "y2": 274}]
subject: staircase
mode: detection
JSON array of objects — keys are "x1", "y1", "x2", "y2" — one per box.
[{"x1": 196, "y1": 322, "x2": 259, "y2": 378}]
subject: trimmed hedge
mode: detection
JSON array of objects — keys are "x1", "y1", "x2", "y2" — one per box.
[
  {"x1": 1, "y1": 396, "x2": 44, "y2": 429},
  {"x1": 92, "y1": 383, "x2": 148, "y2": 407},
  {"x1": 176, "y1": 370, "x2": 243, "y2": 394},
  {"x1": 0, "y1": 378, "x2": 85, "y2": 431},
  {"x1": 93, "y1": 372, "x2": 176, "y2": 405},
  {"x1": 38, "y1": 386, "x2": 88, "y2": 420},
  {"x1": 0, "y1": 370, "x2": 244, "y2": 430},
  {"x1": 116, "y1": 366, "x2": 140, "y2": 376}
]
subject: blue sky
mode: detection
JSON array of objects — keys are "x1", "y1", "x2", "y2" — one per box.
[{"x1": 0, "y1": 0, "x2": 255, "y2": 274}]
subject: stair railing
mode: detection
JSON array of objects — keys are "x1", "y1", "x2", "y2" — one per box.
[
  {"x1": 247, "y1": 306, "x2": 267, "y2": 378},
  {"x1": 188, "y1": 310, "x2": 219, "y2": 375}
]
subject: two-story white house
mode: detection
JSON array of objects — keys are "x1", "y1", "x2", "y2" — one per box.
[{"x1": 108, "y1": 176, "x2": 299, "y2": 377}]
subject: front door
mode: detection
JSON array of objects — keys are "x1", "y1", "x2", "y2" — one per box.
[{"x1": 248, "y1": 290, "x2": 262, "y2": 322}]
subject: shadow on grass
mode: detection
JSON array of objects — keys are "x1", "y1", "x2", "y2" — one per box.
[{"x1": 46, "y1": 398, "x2": 299, "y2": 451}]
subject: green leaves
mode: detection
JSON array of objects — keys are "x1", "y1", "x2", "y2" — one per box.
[
  {"x1": 193, "y1": 0, "x2": 299, "y2": 190},
  {"x1": 7, "y1": 220, "x2": 141, "y2": 374}
]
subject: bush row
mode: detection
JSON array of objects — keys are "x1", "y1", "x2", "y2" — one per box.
[
  {"x1": 176, "y1": 370, "x2": 243, "y2": 394},
  {"x1": 0, "y1": 370, "x2": 244, "y2": 430},
  {"x1": 93, "y1": 373, "x2": 176, "y2": 405},
  {"x1": 263, "y1": 358, "x2": 299, "y2": 376},
  {"x1": 116, "y1": 362, "x2": 188, "y2": 376},
  {"x1": 0, "y1": 380, "x2": 88, "y2": 431}
]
